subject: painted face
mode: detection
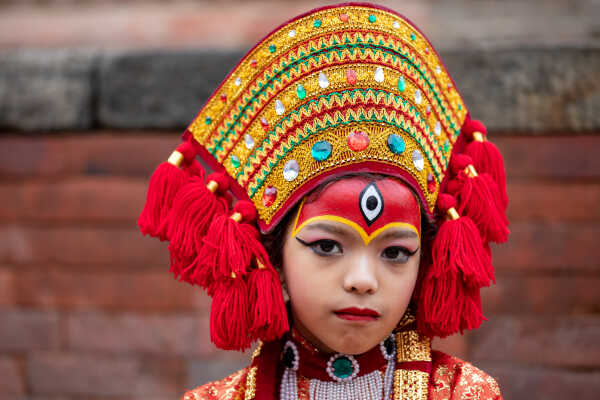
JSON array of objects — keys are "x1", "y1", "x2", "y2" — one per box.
[{"x1": 282, "y1": 177, "x2": 421, "y2": 355}]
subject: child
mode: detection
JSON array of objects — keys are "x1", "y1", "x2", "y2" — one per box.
[{"x1": 138, "y1": 3, "x2": 508, "y2": 399}]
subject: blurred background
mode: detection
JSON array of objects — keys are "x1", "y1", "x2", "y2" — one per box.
[{"x1": 0, "y1": 0, "x2": 599, "y2": 399}]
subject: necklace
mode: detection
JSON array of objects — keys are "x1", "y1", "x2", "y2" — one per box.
[{"x1": 279, "y1": 334, "x2": 396, "y2": 400}]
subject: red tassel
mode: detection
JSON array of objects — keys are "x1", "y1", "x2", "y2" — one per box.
[
  {"x1": 137, "y1": 141, "x2": 197, "y2": 239},
  {"x1": 247, "y1": 258, "x2": 289, "y2": 342},
  {"x1": 209, "y1": 276, "x2": 251, "y2": 351},
  {"x1": 462, "y1": 119, "x2": 508, "y2": 210},
  {"x1": 416, "y1": 194, "x2": 492, "y2": 337},
  {"x1": 164, "y1": 172, "x2": 230, "y2": 282},
  {"x1": 448, "y1": 154, "x2": 509, "y2": 243},
  {"x1": 195, "y1": 201, "x2": 261, "y2": 284}
]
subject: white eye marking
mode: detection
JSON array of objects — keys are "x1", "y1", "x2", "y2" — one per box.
[{"x1": 359, "y1": 182, "x2": 384, "y2": 226}]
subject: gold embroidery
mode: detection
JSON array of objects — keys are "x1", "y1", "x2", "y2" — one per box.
[
  {"x1": 185, "y1": 4, "x2": 467, "y2": 229},
  {"x1": 254, "y1": 121, "x2": 438, "y2": 223},
  {"x1": 393, "y1": 369, "x2": 429, "y2": 400},
  {"x1": 244, "y1": 367, "x2": 257, "y2": 400},
  {"x1": 396, "y1": 330, "x2": 431, "y2": 362},
  {"x1": 251, "y1": 341, "x2": 263, "y2": 361}
]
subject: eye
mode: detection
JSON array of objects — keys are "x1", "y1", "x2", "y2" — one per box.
[
  {"x1": 296, "y1": 237, "x2": 343, "y2": 256},
  {"x1": 381, "y1": 246, "x2": 415, "y2": 263}
]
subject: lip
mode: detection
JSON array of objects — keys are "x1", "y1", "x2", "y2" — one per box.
[{"x1": 334, "y1": 307, "x2": 381, "y2": 321}]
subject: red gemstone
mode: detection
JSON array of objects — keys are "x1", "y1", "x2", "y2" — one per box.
[
  {"x1": 220, "y1": 93, "x2": 227, "y2": 102},
  {"x1": 262, "y1": 186, "x2": 277, "y2": 207},
  {"x1": 427, "y1": 173, "x2": 436, "y2": 193},
  {"x1": 346, "y1": 68, "x2": 357, "y2": 85},
  {"x1": 339, "y1": 13, "x2": 349, "y2": 22},
  {"x1": 250, "y1": 59, "x2": 258, "y2": 68},
  {"x1": 424, "y1": 47, "x2": 430, "y2": 55},
  {"x1": 260, "y1": 117, "x2": 269, "y2": 132},
  {"x1": 347, "y1": 131, "x2": 370, "y2": 151}
]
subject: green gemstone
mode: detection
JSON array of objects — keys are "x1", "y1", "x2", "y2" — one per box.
[
  {"x1": 443, "y1": 140, "x2": 450, "y2": 153},
  {"x1": 311, "y1": 140, "x2": 332, "y2": 161},
  {"x1": 332, "y1": 356, "x2": 354, "y2": 379},
  {"x1": 205, "y1": 116, "x2": 212, "y2": 125},
  {"x1": 269, "y1": 44, "x2": 276, "y2": 53},
  {"x1": 387, "y1": 134, "x2": 405, "y2": 155},
  {"x1": 231, "y1": 155, "x2": 240, "y2": 168},
  {"x1": 368, "y1": 14, "x2": 376, "y2": 23},
  {"x1": 410, "y1": 32, "x2": 416, "y2": 41},
  {"x1": 397, "y1": 76, "x2": 405, "y2": 92},
  {"x1": 296, "y1": 84, "x2": 306, "y2": 100},
  {"x1": 313, "y1": 19, "x2": 322, "y2": 28}
]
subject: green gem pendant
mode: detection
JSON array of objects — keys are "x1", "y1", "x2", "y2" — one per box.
[{"x1": 327, "y1": 354, "x2": 358, "y2": 382}]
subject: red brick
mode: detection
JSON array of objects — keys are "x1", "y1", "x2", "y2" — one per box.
[
  {"x1": 0, "y1": 356, "x2": 24, "y2": 395},
  {"x1": 507, "y1": 182, "x2": 600, "y2": 222},
  {"x1": 0, "y1": 268, "x2": 15, "y2": 305},
  {"x1": 496, "y1": 135, "x2": 600, "y2": 180},
  {"x1": 66, "y1": 311, "x2": 215, "y2": 356},
  {"x1": 0, "y1": 133, "x2": 181, "y2": 180},
  {"x1": 0, "y1": 225, "x2": 169, "y2": 269},
  {"x1": 483, "y1": 275, "x2": 600, "y2": 315},
  {"x1": 0, "y1": 309, "x2": 59, "y2": 351},
  {"x1": 492, "y1": 221, "x2": 600, "y2": 272},
  {"x1": 470, "y1": 316, "x2": 600, "y2": 367},
  {"x1": 11, "y1": 268, "x2": 209, "y2": 312},
  {"x1": 0, "y1": 178, "x2": 147, "y2": 223},
  {"x1": 477, "y1": 364, "x2": 600, "y2": 400},
  {"x1": 27, "y1": 352, "x2": 184, "y2": 396}
]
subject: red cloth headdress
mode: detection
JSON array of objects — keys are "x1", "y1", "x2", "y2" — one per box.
[{"x1": 138, "y1": 2, "x2": 509, "y2": 350}]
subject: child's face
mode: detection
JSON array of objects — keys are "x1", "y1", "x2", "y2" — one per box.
[{"x1": 282, "y1": 178, "x2": 421, "y2": 355}]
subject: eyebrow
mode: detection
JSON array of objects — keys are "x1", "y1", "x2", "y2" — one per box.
[
  {"x1": 376, "y1": 229, "x2": 419, "y2": 241},
  {"x1": 302, "y1": 222, "x2": 352, "y2": 237}
]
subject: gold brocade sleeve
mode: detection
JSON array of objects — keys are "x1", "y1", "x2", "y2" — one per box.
[
  {"x1": 429, "y1": 351, "x2": 503, "y2": 400},
  {"x1": 182, "y1": 367, "x2": 249, "y2": 400}
]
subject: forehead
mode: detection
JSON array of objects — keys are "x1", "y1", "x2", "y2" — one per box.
[{"x1": 291, "y1": 177, "x2": 421, "y2": 241}]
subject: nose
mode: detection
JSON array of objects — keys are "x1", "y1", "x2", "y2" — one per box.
[{"x1": 342, "y1": 252, "x2": 378, "y2": 295}]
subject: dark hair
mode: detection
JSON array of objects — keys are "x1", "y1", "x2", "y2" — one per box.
[{"x1": 261, "y1": 173, "x2": 438, "y2": 271}]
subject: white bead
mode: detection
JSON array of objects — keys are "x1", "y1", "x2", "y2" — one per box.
[
  {"x1": 374, "y1": 66, "x2": 385, "y2": 83},
  {"x1": 318, "y1": 72, "x2": 329, "y2": 89}
]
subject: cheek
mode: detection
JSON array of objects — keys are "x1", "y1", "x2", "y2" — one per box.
[{"x1": 380, "y1": 257, "x2": 420, "y2": 315}]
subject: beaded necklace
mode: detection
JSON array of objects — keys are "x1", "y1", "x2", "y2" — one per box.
[{"x1": 279, "y1": 332, "x2": 397, "y2": 400}]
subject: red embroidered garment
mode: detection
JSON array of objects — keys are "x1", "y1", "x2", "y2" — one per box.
[
  {"x1": 183, "y1": 350, "x2": 502, "y2": 400},
  {"x1": 183, "y1": 318, "x2": 502, "y2": 400}
]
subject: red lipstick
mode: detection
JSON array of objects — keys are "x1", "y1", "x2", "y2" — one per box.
[{"x1": 334, "y1": 307, "x2": 380, "y2": 321}]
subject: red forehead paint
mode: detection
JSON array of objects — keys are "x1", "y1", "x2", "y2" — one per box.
[{"x1": 292, "y1": 178, "x2": 421, "y2": 242}]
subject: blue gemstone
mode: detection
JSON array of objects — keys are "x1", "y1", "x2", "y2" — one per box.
[
  {"x1": 387, "y1": 134, "x2": 405, "y2": 155},
  {"x1": 311, "y1": 141, "x2": 332, "y2": 161}
]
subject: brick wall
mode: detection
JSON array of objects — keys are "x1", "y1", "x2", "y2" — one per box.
[
  {"x1": 1, "y1": 1, "x2": 599, "y2": 398},
  {"x1": 1, "y1": 132, "x2": 598, "y2": 399}
]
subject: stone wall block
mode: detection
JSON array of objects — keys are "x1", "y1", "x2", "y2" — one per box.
[
  {"x1": 444, "y1": 48, "x2": 600, "y2": 133},
  {"x1": 0, "y1": 50, "x2": 96, "y2": 131},
  {"x1": 97, "y1": 51, "x2": 242, "y2": 129}
]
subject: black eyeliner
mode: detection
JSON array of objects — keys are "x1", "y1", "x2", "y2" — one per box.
[{"x1": 295, "y1": 237, "x2": 311, "y2": 246}]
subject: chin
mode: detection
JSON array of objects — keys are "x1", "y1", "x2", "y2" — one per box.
[{"x1": 327, "y1": 334, "x2": 381, "y2": 355}]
